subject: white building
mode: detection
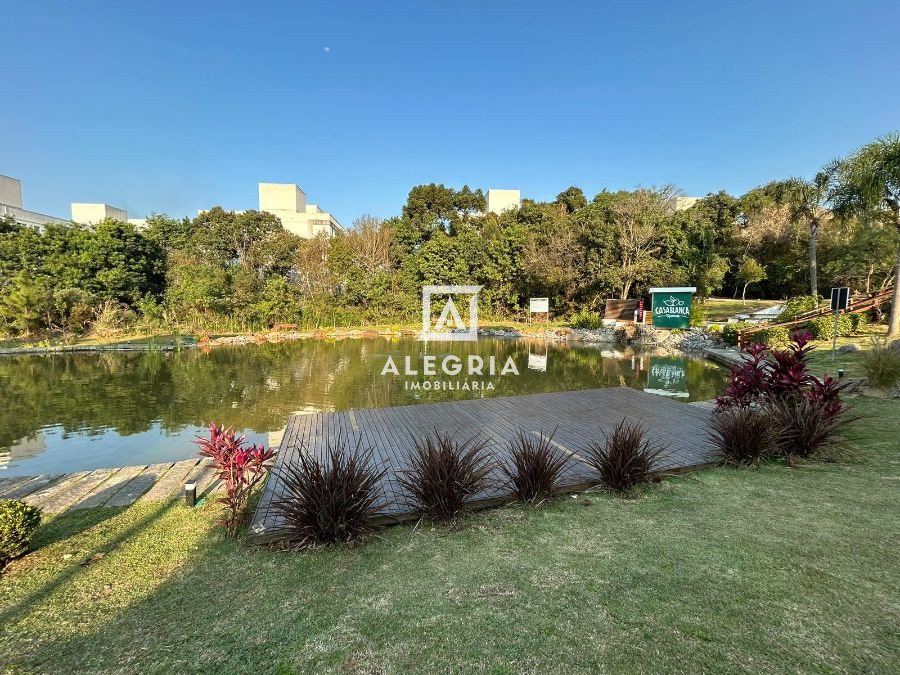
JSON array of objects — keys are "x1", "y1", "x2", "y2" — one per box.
[
  {"x1": 0, "y1": 175, "x2": 71, "y2": 230},
  {"x1": 258, "y1": 183, "x2": 343, "y2": 237},
  {"x1": 487, "y1": 188, "x2": 521, "y2": 215},
  {"x1": 70, "y1": 202, "x2": 128, "y2": 225}
]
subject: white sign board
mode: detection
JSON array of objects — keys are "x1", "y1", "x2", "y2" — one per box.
[{"x1": 530, "y1": 297, "x2": 549, "y2": 314}]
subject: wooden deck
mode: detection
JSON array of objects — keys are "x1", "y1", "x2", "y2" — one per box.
[
  {"x1": 0, "y1": 458, "x2": 223, "y2": 514},
  {"x1": 249, "y1": 387, "x2": 718, "y2": 544}
]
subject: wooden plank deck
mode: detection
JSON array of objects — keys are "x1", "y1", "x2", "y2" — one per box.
[
  {"x1": 0, "y1": 458, "x2": 224, "y2": 514},
  {"x1": 248, "y1": 387, "x2": 718, "y2": 544}
]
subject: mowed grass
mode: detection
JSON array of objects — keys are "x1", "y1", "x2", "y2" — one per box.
[
  {"x1": 703, "y1": 297, "x2": 784, "y2": 322},
  {"x1": 1, "y1": 398, "x2": 898, "y2": 674}
]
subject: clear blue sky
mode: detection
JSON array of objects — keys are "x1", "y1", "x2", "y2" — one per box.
[{"x1": 2, "y1": 1, "x2": 898, "y2": 227}]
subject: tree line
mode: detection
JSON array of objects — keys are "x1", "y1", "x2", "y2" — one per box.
[{"x1": 1, "y1": 133, "x2": 898, "y2": 338}]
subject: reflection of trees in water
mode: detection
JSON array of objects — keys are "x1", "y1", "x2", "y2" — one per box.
[{"x1": 0, "y1": 339, "x2": 728, "y2": 449}]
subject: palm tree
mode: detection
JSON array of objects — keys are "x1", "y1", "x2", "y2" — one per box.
[
  {"x1": 829, "y1": 134, "x2": 900, "y2": 337},
  {"x1": 775, "y1": 173, "x2": 832, "y2": 297}
]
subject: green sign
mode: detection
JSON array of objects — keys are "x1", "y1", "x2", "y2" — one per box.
[{"x1": 650, "y1": 287, "x2": 695, "y2": 329}]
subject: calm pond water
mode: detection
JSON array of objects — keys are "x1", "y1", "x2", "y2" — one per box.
[{"x1": 0, "y1": 337, "x2": 727, "y2": 475}]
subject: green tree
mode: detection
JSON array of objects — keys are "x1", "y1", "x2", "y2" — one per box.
[
  {"x1": 737, "y1": 257, "x2": 766, "y2": 302},
  {"x1": 1, "y1": 272, "x2": 51, "y2": 335},
  {"x1": 772, "y1": 173, "x2": 832, "y2": 296},
  {"x1": 829, "y1": 133, "x2": 900, "y2": 336},
  {"x1": 555, "y1": 186, "x2": 588, "y2": 214}
]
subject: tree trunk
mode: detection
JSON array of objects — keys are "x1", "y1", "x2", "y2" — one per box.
[
  {"x1": 808, "y1": 221, "x2": 818, "y2": 297},
  {"x1": 888, "y1": 245, "x2": 900, "y2": 337},
  {"x1": 742, "y1": 282, "x2": 749, "y2": 303}
]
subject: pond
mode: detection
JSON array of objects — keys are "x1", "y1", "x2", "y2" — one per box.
[{"x1": 0, "y1": 337, "x2": 728, "y2": 476}]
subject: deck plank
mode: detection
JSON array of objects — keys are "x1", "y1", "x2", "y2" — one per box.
[
  {"x1": 249, "y1": 387, "x2": 718, "y2": 542},
  {"x1": 106, "y1": 462, "x2": 175, "y2": 507},
  {"x1": 139, "y1": 459, "x2": 201, "y2": 502}
]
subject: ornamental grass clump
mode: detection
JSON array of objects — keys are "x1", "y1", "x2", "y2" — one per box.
[
  {"x1": 582, "y1": 418, "x2": 665, "y2": 493},
  {"x1": 271, "y1": 436, "x2": 386, "y2": 548},
  {"x1": 862, "y1": 335, "x2": 900, "y2": 388},
  {"x1": 0, "y1": 499, "x2": 41, "y2": 571},
  {"x1": 501, "y1": 429, "x2": 570, "y2": 503},
  {"x1": 765, "y1": 396, "x2": 856, "y2": 461},
  {"x1": 707, "y1": 407, "x2": 777, "y2": 465},
  {"x1": 398, "y1": 429, "x2": 494, "y2": 522},
  {"x1": 194, "y1": 422, "x2": 275, "y2": 536}
]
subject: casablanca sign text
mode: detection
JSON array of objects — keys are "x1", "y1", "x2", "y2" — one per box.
[{"x1": 649, "y1": 287, "x2": 696, "y2": 329}]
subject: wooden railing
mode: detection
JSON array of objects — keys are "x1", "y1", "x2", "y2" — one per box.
[{"x1": 736, "y1": 287, "x2": 894, "y2": 348}]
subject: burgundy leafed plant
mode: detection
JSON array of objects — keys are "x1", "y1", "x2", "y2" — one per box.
[
  {"x1": 194, "y1": 422, "x2": 275, "y2": 536},
  {"x1": 716, "y1": 331, "x2": 829, "y2": 411}
]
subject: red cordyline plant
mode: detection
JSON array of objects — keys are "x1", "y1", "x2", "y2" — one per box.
[
  {"x1": 194, "y1": 422, "x2": 275, "y2": 536},
  {"x1": 715, "y1": 331, "x2": 845, "y2": 419}
]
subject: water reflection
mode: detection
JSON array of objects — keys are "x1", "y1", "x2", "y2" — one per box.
[{"x1": 0, "y1": 337, "x2": 727, "y2": 475}]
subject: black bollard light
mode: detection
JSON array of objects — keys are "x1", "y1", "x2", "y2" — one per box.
[
  {"x1": 184, "y1": 481, "x2": 197, "y2": 507},
  {"x1": 838, "y1": 368, "x2": 845, "y2": 379}
]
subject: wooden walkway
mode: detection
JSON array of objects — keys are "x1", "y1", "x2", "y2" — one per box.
[
  {"x1": 0, "y1": 458, "x2": 224, "y2": 514},
  {"x1": 249, "y1": 387, "x2": 717, "y2": 544}
]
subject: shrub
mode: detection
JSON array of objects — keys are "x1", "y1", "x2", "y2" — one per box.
[
  {"x1": 570, "y1": 309, "x2": 603, "y2": 329},
  {"x1": 581, "y1": 419, "x2": 665, "y2": 493},
  {"x1": 722, "y1": 321, "x2": 751, "y2": 346},
  {"x1": 271, "y1": 436, "x2": 386, "y2": 547},
  {"x1": 778, "y1": 295, "x2": 821, "y2": 322},
  {"x1": 706, "y1": 324, "x2": 722, "y2": 334},
  {"x1": 849, "y1": 312, "x2": 869, "y2": 332},
  {"x1": 501, "y1": 430, "x2": 570, "y2": 503},
  {"x1": 754, "y1": 325, "x2": 789, "y2": 347},
  {"x1": 717, "y1": 331, "x2": 821, "y2": 409},
  {"x1": 0, "y1": 499, "x2": 41, "y2": 570},
  {"x1": 862, "y1": 336, "x2": 900, "y2": 388},
  {"x1": 398, "y1": 429, "x2": 494, "y2": 522},
  {"x1": 194, "y1": 422, "x2": 275, "y2": 536},
  {"x1": 689, "y1": 302, "x2": 707, "y2": 327},
  {"x1": 765, "y1": 396, "x2": 855, "y2": 461},
  {"x1": 715, "y1": 342, "x2": 771, "y2": 409},
  {"x1": 707, "y1": 409, "x2": 777, "y2": 465},
  {"x1": 809, "y1": 314, "x2": 852, "y2": 339}
]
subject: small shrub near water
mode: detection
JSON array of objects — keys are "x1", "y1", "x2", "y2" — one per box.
[
  {"x1": 271, "y1": 436, "x2": 386, "y2": 547},
  {"x1": 194, "y1": 422, "x2": 275, "y2": 536},
  {"x1": 501, "y1": 429, "x2": 570, "y2": 503},
  {"x1": 569, "y1": 309, "x2": 604, "y2": 330},
  {"x1": 0, "y1": 499, "x2": 41, "y2": 570},
  {"x1": 862, "y1": 336, "x2": 900, "y2": 388},
  {"x1": 708, "y1": 408, "x2": 777, "y2": 465},
  {"x1": 582, "y1": 418, "x2": 665, "y2": 493},
  {"x1": 398, "y1": 429, "x2": 494, "y2": 522},
  {"x1": 721, "y1": 321, "x2": 751, "y2": 346}
]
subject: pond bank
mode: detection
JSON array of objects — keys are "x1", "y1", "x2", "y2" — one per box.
[{"x1": 0, "y1": 324, "x2": 722, "y2": 355}]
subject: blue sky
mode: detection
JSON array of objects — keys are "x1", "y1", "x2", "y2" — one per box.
[{"x1": 2, "y1": 1, "x2": 898, "y2": 227}]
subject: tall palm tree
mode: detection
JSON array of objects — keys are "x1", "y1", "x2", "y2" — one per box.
[
  {"x1": 829, "y1": 134, "x2": 900, "y2": 336},
  {"x1": 776, "y1": 172, "x2": 832, "y2": 297}
]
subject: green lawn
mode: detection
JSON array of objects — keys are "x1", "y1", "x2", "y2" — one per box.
[
  {"x1": 1, "y1": 397, "x2": 898, "y2": 673},
  {"x1": 703, "y1": 297, "x2": 784, "y2": 322}
]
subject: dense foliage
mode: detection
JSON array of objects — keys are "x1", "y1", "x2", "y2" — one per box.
[
  {"x1": 0, "y1": 499, "x2": 41, "y2": 570},
  {"x1": 2, "y1": 134, "x2": 898, "y2": 337}
]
